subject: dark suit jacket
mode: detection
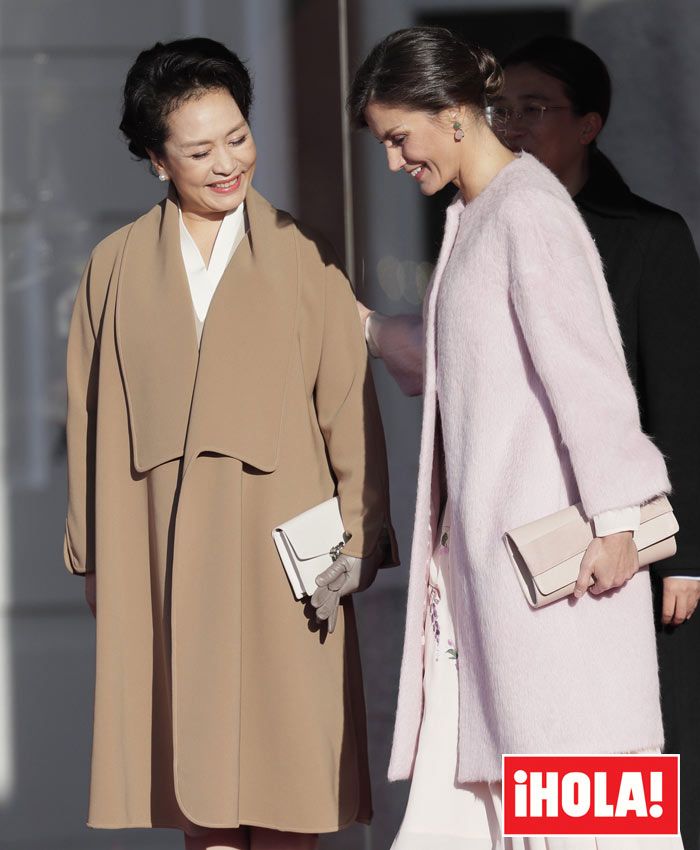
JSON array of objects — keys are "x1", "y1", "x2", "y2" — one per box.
[{"x1": 575, "y1": 151, "x2": 700, "y2": 576}]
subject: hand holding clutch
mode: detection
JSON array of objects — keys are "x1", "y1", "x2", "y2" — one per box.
[
  {"x1": 311, "y1": 547, "x2": 384, "y2": 633},
  {"x1": 504, "y1": 495, "x2": 677, "y2": 608},
  {"x1": 574, "y1": 531, "x2": 640, "y2": 598}
]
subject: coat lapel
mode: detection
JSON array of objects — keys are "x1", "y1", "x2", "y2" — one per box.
[
  {"x1": 115, "y1": 193, "x2": 199, "y2": 472},
  {"x1": 115, "y1": 186, "x2": 298, "y2": 474},
  {"x1": 183, "y1": 188, "x2": 298, "y2": 473}
]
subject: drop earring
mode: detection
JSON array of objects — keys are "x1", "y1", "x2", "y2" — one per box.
[{"x1": 453, "y1": 120, "x2": 465, "y2": 142}]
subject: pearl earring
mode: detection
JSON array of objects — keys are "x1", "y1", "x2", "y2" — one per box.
[
  {"x1": 453, "y1": 121, "x2": 465, "y2": 142},
  {"x1": 158, "y1": 173, "x2": 168, "y2": 182}
]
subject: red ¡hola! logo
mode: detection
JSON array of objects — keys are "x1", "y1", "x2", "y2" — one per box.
[{"x1": 502, "y1": 755, "x2": 679, "y2": 837}]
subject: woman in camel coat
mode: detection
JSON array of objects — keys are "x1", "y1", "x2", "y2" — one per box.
[{"x1": 64, "y1": 38, "x2": 397, "y2": 850}]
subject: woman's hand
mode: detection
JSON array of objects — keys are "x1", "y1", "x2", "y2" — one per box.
[
  {"x1": 661, "y1": 577, "x2": 700, "y2": 626},
  {"x1": 574, "y1": 532, "x2": 640, "y2": 598},
  {"x1": 85, "y1": 572, "x2": 96, "y2": 618},
  {"x1": 356, "y1": 300, "x2": 374, "y2": 331},
  {"x1": 311, "y1": 546, "x2": 384, "y2": 633}
]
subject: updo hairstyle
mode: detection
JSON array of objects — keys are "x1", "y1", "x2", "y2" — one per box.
[
  {"x1": 348, "y1": 26, "x2": 503, "y2": 129},
  {"x1": 119, "y1": 37, "x2": 253, "y2": 159}
]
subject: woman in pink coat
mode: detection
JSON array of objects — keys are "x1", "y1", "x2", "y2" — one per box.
[{"x1": 348, "y1": 27, "x2": 683, "y2": 849}]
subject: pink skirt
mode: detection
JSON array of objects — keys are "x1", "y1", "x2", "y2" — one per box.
[{"x1": 391, "y1": 504, "x2": 684, "y2": 850}]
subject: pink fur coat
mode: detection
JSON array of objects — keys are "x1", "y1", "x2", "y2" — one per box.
[{"x1": 384, "y1": 153, "x2": 671, "y2": 783}]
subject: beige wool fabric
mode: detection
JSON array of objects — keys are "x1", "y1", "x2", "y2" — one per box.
[{"x1": 64, "y1": 187, "x2": 398, "y2": 833}]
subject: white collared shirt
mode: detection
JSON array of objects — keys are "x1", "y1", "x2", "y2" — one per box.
[{"x1": 179, "y1": 202, "x2": 247, "y2": 343}]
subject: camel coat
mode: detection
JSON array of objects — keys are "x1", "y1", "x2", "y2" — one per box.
[
  {"x1": 386, "y1": 154, "x2": 670, "y2": 784},
  {"x1": 64, "y1": 187, "x2": 398, "y2": 833}
]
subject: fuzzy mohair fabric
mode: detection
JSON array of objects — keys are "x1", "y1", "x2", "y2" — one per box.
[{"x1": 387, "y1": 153, "x2": 671, "y2": 784}]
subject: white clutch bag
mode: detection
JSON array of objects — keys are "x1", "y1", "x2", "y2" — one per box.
[
  {"x1": 272, "y1": 497, "x2": 348, "y2": 600},
  {"x1": 504, "y1": 495, "x2": 678, "y2": 608}
]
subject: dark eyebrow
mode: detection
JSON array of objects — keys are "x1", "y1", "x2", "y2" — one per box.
[{"x1": 180, "y1": 122, "x2": 246, "y2": 148}]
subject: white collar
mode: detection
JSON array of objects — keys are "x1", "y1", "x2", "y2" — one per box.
[
  {"x1": 178, "y1": 202, "x2": 246, "y2": 275},
  {"x1": 178, "y1": 203, "x2": 246, "y2": 325}
]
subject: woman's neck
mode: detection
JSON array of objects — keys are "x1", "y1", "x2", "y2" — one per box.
[
  {"x1": 453, "y1": 123, "x2": 517, "y2": 202},
  {"x1": 181, "y1": 207, "x2": 228, "y2": 227},
  {"x1": 180, "y1": 208, "x2": 227, "y2": 268}
]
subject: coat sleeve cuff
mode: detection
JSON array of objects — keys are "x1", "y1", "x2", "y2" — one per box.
[
  {"x1": 342, "y1": 518, "x2": 400, "y2": 568},
  {"x1": 593, "y1": 505, "x2": 641, "y2": 536},
  {"x1": 63, "y1": 524, "x2": 93, "y2": 576}
]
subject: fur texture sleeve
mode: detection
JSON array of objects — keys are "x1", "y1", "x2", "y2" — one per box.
[{"x1": 505, "y1": 188, "x2": 670, "y2": 518}]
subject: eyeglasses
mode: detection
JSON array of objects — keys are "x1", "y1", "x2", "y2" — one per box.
[{"x1": 487, "y1": 103, "x2": 571, "y2": 129}]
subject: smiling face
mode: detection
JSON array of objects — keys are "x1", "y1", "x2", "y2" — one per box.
[
  {"x1": 364, "y1": 101, "x2": 467, "y2": 195},
  {"x1": 495, "y1": 63, "x2": 601, "y2": 181},
  {"x1": 149, "y1": 87, "x2": 256, "y2": 218}
]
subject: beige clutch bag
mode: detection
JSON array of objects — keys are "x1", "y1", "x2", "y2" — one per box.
[{"x1": 504, "y1": 496, "x2": 678, "y2": 608}]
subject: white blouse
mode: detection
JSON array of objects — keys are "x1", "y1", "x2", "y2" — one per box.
[{"x1": 179, "y1": 202, "x2": 247, "y2": 344}]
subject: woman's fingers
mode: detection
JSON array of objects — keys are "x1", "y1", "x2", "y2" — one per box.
[
  {"x1": 327, "y1": 570, "x2": 348, "y2": 592},
  {"x1": 317, "y1": 597, "x2": 338, "y2": 621},
  {"x1": 588, "y1": 573, "x2": 616, "y2": 595},
  {"x1": 311, "y1": 586, "x2": 340, "y2": 631},
  {"x1": 672, "y1": 594, "x2": 688, "y2": 626},
  {"x1": 661, "y1": 578, "x2": 700, "y2": 626},
  {"x1": 311, "y1": 587, "x2": 340, "y2": 634},
  {"x1": 660, "y1": 587, "x2": 677, "y2": 626},
  {"x1": 582, "y1": 533, "x2": 639, "y2": 597},
  {"x1": 310, "y1": 585, "x2": 333, "y2": 610},
  {"x1": 315, "y1": 559, "x2": 347, "y2": 587},
  {"x1": 311, "y1": 584, "x2": 340, "y2": 619},
  {"x1": 574, "y1": 545, "x2": 597, "y2": 598}
]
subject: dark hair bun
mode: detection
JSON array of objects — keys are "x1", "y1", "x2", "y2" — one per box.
[
  {"x1": 470, "y1": 45, "x2": 504, "y2": 102},
  {"x1": 120, "y1": 37, "x2": 253, "y2": 160},
  {"x1": 349, "y1": 26, "x2": 503, "y2": 128}
]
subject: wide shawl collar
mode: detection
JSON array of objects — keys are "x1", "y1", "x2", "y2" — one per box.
[{"x1": 115, "y1": 186, "x2": 299, "y2": 475}]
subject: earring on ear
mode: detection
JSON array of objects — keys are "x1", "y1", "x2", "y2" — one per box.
[
  {"x1": 453, "y1": 120, "x2": 465, "y2": 141},
  {"x1": 158, "y1": 173, "x2": 168, "y2": 182}
]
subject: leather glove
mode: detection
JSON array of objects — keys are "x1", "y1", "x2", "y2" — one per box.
[{"x1": 311, "y1": 546, "x2": 384, "y2": 634}]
